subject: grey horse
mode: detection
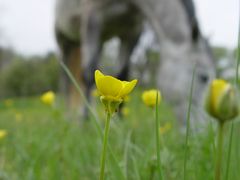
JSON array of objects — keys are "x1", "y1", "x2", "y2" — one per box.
[{"x1": 55, "y1": 0, "x2": 215, "y2": 121}]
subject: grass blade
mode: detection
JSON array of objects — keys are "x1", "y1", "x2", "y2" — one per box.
[
  {"x1": 183, "y1": 64, "x2": 196, "y2": 180},
  {"x1": 225, "y1": 10, "x2": 240, "y2": 180},
  {"x1": 131, "y1": 153, "x2": 141, "y2": 180},
  {"x1": 123, "y1": 131, "x2": 132, "y2": 179}
]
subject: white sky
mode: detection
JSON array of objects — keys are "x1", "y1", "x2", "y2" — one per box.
[{"x1": 0, "y1": 0, "x2": 239, "y2": 56}]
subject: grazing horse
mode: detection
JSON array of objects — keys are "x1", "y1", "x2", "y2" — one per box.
[{"x1": 55, "y1": 0, "x2": 215, "y2": 121}]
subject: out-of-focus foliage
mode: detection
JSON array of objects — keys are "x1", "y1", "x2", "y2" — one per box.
[
  {"x1": 132, "y1": 48, "x2": 160, "y2": 87},
  {"x1": 212, "y1": 46, "x2": 228, "y2": 60},
  {"x1": 212, "y1": 46, "x2": 240, "y2": 87},
  {"x1": 0, "y1": 52, "x2": 60, "y2": 98}
]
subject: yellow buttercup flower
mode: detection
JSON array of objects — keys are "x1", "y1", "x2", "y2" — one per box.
[
  {"x1": 121, "y1": 107, "x2": 130, "y2": 116},
  {"x1": 4, "y1": 99, "x2": 14, "y2": 107},
  {"x1": 15, "y1": 112, "x2": 23, "y2": 122},
  {"x1": 159, "y1": 122, "x2": 172, "y2": 135},
  {"x1": 41, "y1": 91, "x2": 55, "y2": 106},
  {"x1": 95, "y1": 70, "x2": 137, "y2": 114},
  {"x1": 95, "y1": 70, "x2": 137, "y2": 102},
  {"x1": 205, "y1": 79, "x2": 238, "y2": 122},
  {"x1": 142, "y1": 89, "x2": 161, "y2": 107},
  {"x1": 0, "y1": 130, "x2": 7, "y2": 139}
]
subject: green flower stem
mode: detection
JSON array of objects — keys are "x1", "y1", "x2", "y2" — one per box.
[
  {"x1": 60, "y1": 62, "x2": 124, "y2": 178},
  {"x1": 100, "y1": 112, "x2": 112, "y2": 180},
  {"x1": 215, "y1": 122, "x2": 224, "y2": 180},
  {"x1": 225, "y1": 122, "x2": 234, "y2": 180},
  {"x1": 155, "y1": 93, "x2": 163, "y2": 180}
]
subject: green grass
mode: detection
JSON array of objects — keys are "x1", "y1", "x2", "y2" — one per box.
[{"x1": 0, "y1": 92, "x2": 239, "y2": 180}]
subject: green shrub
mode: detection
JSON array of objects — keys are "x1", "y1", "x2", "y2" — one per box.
[{"x1": 0, "y1": 55, "x2": 60, "y2": 98}]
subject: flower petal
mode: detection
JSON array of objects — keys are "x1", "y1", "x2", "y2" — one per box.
[
  {"x1": 95, "y1": 70, "x2": 105, "y2": 85},
  {"x1": 95, "y1": 70, "x2": 106, "y2": 95},
  {"x1": 96, "y1": 76, "x2": 123, "y2": 97},
  {"x1": 118, "y1": 79, "x2": 138, "y2": 97},
  {"x1": 211, "y1": 79, "x2": 229, "y2": 112}
]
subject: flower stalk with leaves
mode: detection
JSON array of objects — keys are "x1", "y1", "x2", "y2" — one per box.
[
  {"x1": 142, "y1": 89, "x2": 163, "y2": 180},
  {"x1": 95, "y1": 70, "x2": 137, "y2": 180}
]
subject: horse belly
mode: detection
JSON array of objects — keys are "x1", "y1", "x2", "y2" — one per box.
[{"x1": 55, "y1": 0, "x2": 83, "y2": 40}]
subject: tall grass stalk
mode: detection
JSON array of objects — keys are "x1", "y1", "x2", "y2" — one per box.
[
  {"x1": 59, "y1": 61, "x2": 100, "y2": 125},
  {"x1": 59, "y1": 61, "x2": 125, "y2": 179},
  {"x1": 155, "y1": 93, "x2": 163, "y2": 180},
  {"x1": 183, "y1": 65, "x2": 196, "y2": 180},
  {"x1": 225, "y1": 12, "x2": 240, "y2": 180}
]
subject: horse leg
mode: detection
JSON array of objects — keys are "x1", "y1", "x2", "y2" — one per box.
[
  {"x1": 56, "y1": 29, "x2": 84, "y2": 112},
  {"x1": 58, "y1": 44, "x2": 83, "y2": 112},
  {"x1": 67, "y1": 47, "x2": 84, "y2": 111},
  {"x1": 117, "y1": 35, "x2": 140, "y2": 81},
  {"x1": 81, "y1": 12, "x2": 103, "y2": 119},
  {"x1": 117, "y1": 35, "x2": 140, "y2": 116},
  {"x1": 82, "y1": 44, "x2": 102, "y2": 119}
]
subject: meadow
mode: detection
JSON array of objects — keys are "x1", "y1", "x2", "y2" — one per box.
[{"x1": 0, "y1": 88, "x2": 239, "y2": 180}]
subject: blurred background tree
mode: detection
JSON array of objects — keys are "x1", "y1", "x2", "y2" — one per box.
[{"x1": 0, "y1": 50, "x2": 60, "y2": 98}]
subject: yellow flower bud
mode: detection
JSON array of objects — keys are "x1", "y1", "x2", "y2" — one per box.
[
  {"x1": 0, "y1": 130, "x2": 7, "y2": 139},
  {"x1": 4, "y1": 99, "x2": 14, "y2": 107},
  {"x1": 205, "y1": 79, "x2": 239, "y2": 122},
  {"x1": 15, "y1": 112, "x2": 23, "y2": 122},
  {"x1": 121, "y1": 107, "x2": 130, "y2": 116},
  {"x1": 95, "y1": 70, "x2": 137, "y2": 114},
  {"x1": 41, "y1": 91, "x2": 55, "y2": 106},
  {"x1": 142, "y1": 89, "x2": 161, "y2": 107},
  {"x1": 159, "y1": 122, "x2": 172, "y2": 135}
]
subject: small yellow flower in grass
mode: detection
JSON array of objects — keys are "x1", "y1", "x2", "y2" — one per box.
[
  {"x1": 95, "y1": 70, "x2": 137, "y2": 114},
  {"x1": 205, "y1": 79, "x2": 239, "y2": 122},
  {"x1": 15, "y1": 112, "x2": 23, "y2": 122},
  {"x1": 41, "y1": 91, "x2": 55, "y2": 106},
  {"x1": 142, "y1": 89, "x2": 161, "y2": 107},
  {"x1": 159, "y1": 122, "x2": 172, "y2": 135},
  {"x1": 4, "y1": 99, "x2": 13, "y2": 107},
  {"x1": 0, "y1": 130, "x2": 7, "y2": 139},
  {"x1": 121, "y1": 107, "x2": 130, "y2": 116},
  {"x1": 142, "y1": 89, "x2": 163, "y2": 179}
]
